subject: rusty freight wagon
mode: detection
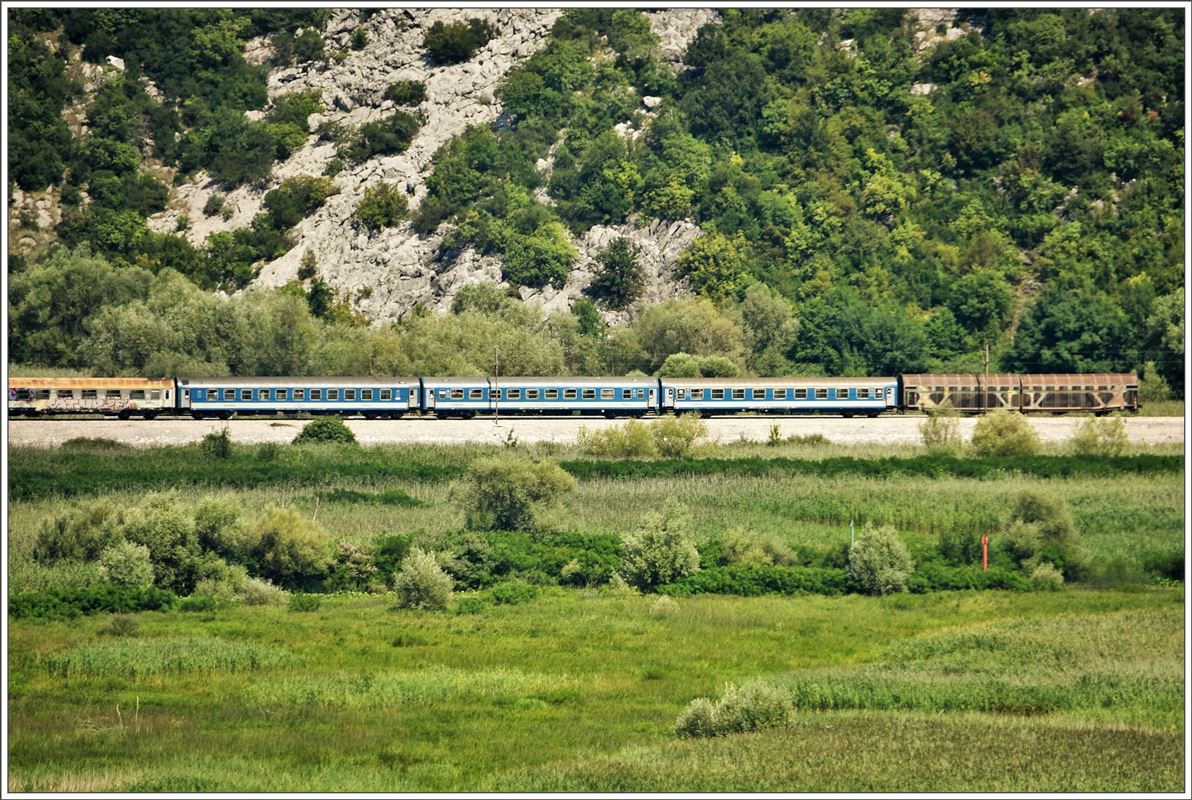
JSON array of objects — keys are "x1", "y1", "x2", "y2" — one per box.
[{"x1": 899, "y1": 373, "x2": 1139, "y2": 414}]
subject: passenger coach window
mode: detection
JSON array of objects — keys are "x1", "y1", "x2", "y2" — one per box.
[
  {"x1": 711, "y1": 389, "x2": 725, "y2": 400},
  {"x1": 310, "y1": 389, "x2": 322, "y2": 401},
  {"x1": 59, "y1": 390, "x2": 74, "y2": 399},
  {"x1": 380, "y1": 389, "x2": 391, "y2": 401},
  {"x1": 345, "y1": 389, "x2": 356, "y2": 401},
  {"x1": 564, "y1": 389, "x2": 578, "y2": 400},
  {"x1": 450, "y1": 390, "x2": 464, "y2": 400},
  {"x1": 795, "y1": 389, "x2": 808, "y2": 399},
  {"x1": 82, "y1": 390, "x2": 97, "y2": 399},
  {"x1": 362, "y1": 390, "x2": 374, "y2": 401},
  {"x1": 468, "y1": 389, "x2": 483, "y2": 400},
  {"x1": 527, "y1": 389, "x2": 539, "y2": 400},
  {"x1": 240, "y1": 389, "x2": 252, "y2": 401},
  {"x1": 836, "y1": 388, "x2": 849, "y2": 398},
  {"x1": 507, "y1": 389, "x2": 522, "y2": 400},
  {"x1": 732, "y1": 389, "x2": 745, "y2": 400},
  {"x1": 149, "y1": 391, "x2": 161, "y2": 400},
  {"x1": 582, "y1": 389, "x2": 596, "y2": 400},
  {"x1": 328, "y1": 389, "x2": 340, "y2": 401},
  {"x1": 857, "y1": 388, "x2": 870, "y2": 400},
  {"x1": 601, "y1": 389, "x2": 614, "y2": 400},
  {"x1": 677, "y1": 389, "x2": 687, "y2": 400},
  {"x1": 132, "y1": 390, "x2": 146, "y2": 400},
  {"x1": 814, "y1": 388, "x2": 828, "y2": 400},
  {"x1": 294, "y1": 389, "x2": 305, "y2": 401},
  {"x1": 545, "y1": 389, "x2": 559, "y2": 400}
]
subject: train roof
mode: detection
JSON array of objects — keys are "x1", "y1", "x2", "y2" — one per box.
[
  {"x1": 491, "y1": 376, "x2": 657, "y2": 386},
  {"x1": 901, "y1": 373, "x2": 1139, "y2": 386},
  {"x1": 658, "y1": 376, "x2": 896, "y2": 387},
  {"x1": 9, "y1": 377, "x2": 174, "y2": 388},
  {"x1": 177, "y1": 377, "x2": 420, "y2": 387}
]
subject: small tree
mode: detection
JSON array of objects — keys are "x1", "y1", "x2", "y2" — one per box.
[
  {"x1": 298, "y1": 249, "x2": 318, "y2": 280},
  {"x1": 848, "y1": 524, "x2": 913, "y2": 595},
  {"x1": 1002, "y1": 491, "x2": 1087, "y2": 579},
  {"x1": 383, "y1": 80, "x2": 427, "y2": 106},
  {"x1": 459, "y1": 457, "x2": 575, "y2": 532},
  {"x1": 920, "y1": 401, "x2": 962, "y2": 455},
  {"x1": 619, "y1": 499, "x2": 700, "y2": 591},
  {"x1": 970, "y1": 409, "x2": 1040, "y2": 456},
  {"x1": 423, "y1": 18, "x2": 495, "y2": 65},
  {"x1": 394, "y1": 548, "x2": 453, "y2": 610},
  {"x1": 293, "y1": 417, "x2": 357, "y2": 445},
  {"x1": 651, "y1": 413, "x2": 706, "y2": 458},
  {"x1": 588, "y1": 237, "x2": 644, "y2": 310},
  {"x1": 1070, "y1": 415, "x2": 1127, "y2": 456},
  {"x1": 98, "y1": 540, "x2": 155, "y2": 587}
]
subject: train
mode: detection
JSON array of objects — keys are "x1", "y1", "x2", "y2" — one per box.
[{"x1": 8, "y1": 373, "x2": 1140, "y2": 419}]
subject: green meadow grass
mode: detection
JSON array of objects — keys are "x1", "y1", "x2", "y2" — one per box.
[{"x1": 7, "y1": 589, "x2": 1183, "y2": 793}]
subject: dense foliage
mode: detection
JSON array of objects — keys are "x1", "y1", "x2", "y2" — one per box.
[{"x1": 7, "y1": 9, "x2": 1185, "y2": 393}]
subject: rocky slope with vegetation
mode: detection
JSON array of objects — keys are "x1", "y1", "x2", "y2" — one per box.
[{"x1": 6, "y1": 8, "x2": 1184, "y2": 395}]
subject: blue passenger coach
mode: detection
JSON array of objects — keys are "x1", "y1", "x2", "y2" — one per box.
[
  {"x1": 178, "y1": 377, "x2": 419, "y2": 419},
  {"x1": 490, "y1": 377, "x2": 656, "y2": 417},
  {"x1": 420, "y1": 377, "x2": 492, "y2": 418},
  {"x1": 659, "y1": 377, "x2": 898, "y2": 416}
]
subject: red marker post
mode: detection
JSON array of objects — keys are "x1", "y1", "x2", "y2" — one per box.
[{"x1": 981, "y1": 535, "x2": 989, "y2": 572}]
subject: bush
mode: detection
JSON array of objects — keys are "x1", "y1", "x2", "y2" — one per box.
[
  {"x1": 351, "y1": 27, "x2": 368, "y2": 50},
  {"x1": 619, "y1": 499, "x2": 700, "y2": 591},
  {"x1": 423, "y1": 18, "x2": 495, "y2": 65},
  {"x1": 337, "y1": 111, "x2": 420, "y2": 164},
  {"x1": 99, "y1": 615, "x2": 140, "y2": 637},
  {"x1": 201, "y1": 428, "x2": 233, "y2": 458},
  {"x1": 1002, "y1": 492, "x2": 1087, "y2": 579},
  {"x1": 293, "y1": 416, "x2": 357, "y2": 445},
  {"x1": 203, "y1": 193, "x2": 226, "y2": 217},
  {"x1": 383, "y1": 80, "x2": 427, "y2": 105},
  {"x1": 288, "y1": 592, "x2": 321, "y2": 612},
  {"x1": 179, "y1": 594, "x2": 217, "y2": 613},
  {"x1": 649, "y1": 595, "x2": 679, "y2": 619},
  {"x1": 588, "y1": 237, "x2": 644, "y2": 309},
  {"x1": 10, "y1": 585, "x2": 176, "y2": 620},
  {"x1": 249, "y1": 506, "x2": 333, "y2": 590},
  {"x1": 1070, "y1": 415, "x2": 1127, "y2": 456},
  {"x1": 576, "y1": 420, "x2": 658, "y2": 458},
  {"x1": 848, "y1": 524, "x2": 913, "y2": 595},
  {"x1": 355, "y1": 184, "x2": 408, "y2": 231},
  {"x1": 720, "y1": 527, "x2": 797, "y2": 567},
  {"x1": 240, "y1": 577, "x2": 288, "y2": 606},
  {"x1": 98, "y1": 541, "x2": 155, "y2": 587},
  {"x1": 33, "y1": 499, "x2": 121, "y2": 564},
  {"x1": 256, "y1": 442, "x2": 281, "y2": 462},
  {"x1": 502, "y1": 222, "x2": 578, "y2": 288},
  {"x1": 970, "y1": 409, "x2": 1040, "y2": 456},
  {"x1": 1030, "y1": 561, "x2": 1064, "y2": 590},
  {"x1": 487, "y1": 578, "x2": 538, "y2": 606},
  {"x1": 458, "y1": 457, "x2": 575, "y2": 532},
  {"x1": 651, "y1": 413, "x2": 706, "y2": 458},
  {"x1": 661, "y1": 565, "x2": 849, "y2": 597},
  {"x1": 675, "y1": 681, "x2": 794, "y2": 738},
  {"x1": 263, "y1": 176, "x2": 337, "y2": 229},
  {"x1": 394, "y1": 548, "x2": 453, "y2": 610},
  {"x1": 920, "y1": 401, "x2": 962, "y2": 455}
]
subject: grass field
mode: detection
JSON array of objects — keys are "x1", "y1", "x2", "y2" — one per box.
[{"x1": 6, "y1": 435, "x2": 1186, "y2": 792}]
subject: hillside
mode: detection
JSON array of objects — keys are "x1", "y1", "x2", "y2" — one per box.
[{"x1": 6, "y1": 8, "x2": 1185, "y2": 394}]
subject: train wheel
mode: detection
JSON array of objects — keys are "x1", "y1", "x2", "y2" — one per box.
[
  {"x1": 142, "y1": 412, "x2": 157, "y2": 420},
  {"x1": 219, "y1": 411, "x2": 233, "y2": 420},
  {"x1": 117, "y1": 411, "x2": 131, "y2": 420}
]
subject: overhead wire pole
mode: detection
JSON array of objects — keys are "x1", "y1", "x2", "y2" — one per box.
[{"x1": 493, "y1": 347, "x2": 499, "y2": 425}]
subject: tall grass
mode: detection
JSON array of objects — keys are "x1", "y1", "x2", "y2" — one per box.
[{"x1": 44, "y1": 636, "x2": 289, "y2": 678}]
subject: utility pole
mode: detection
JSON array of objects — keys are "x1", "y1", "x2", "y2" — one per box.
[
  {"x1": 493, "y1": 347, "x2": 500, "y2": 425},
  {"x1": 982, "y1": 344, "x2": 990, "y2": 413}
]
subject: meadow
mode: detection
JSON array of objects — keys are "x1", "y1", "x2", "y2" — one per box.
[{"x1": 6, "y1": 433, "x2": 1186, "y2": 792}]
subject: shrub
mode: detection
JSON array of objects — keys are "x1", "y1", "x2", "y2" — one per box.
[
  {"x1": 293, "y1": 416, "x2": 357, "y2": 445},
  {"x1": 288, "y1": 592, "x2": 321, "y2": 612},
  {"x1": 1070, "y1": 415, "x2": 1127, "y2": 456},
  {"x1": 487, "y1": 579, "x2": 538, "y2": 606},
  {"x1": 970, "y1": 409, "x2": 1040, "y2": 456},
  {"x1": 203, "y1": 193, "x2": 226, "y2": 217},
  {"x1": 454, "y1": 595, "x2": 488, "y2": 615},
  {"x1": 699, "y1": 355, "x2": 738, "y2": 377},
  {"x1": 179, "y1": 594, "x2": 217, "y2": 613},
  {"x1": 256, "y1": 442, "x2": 281, "y2": 462},
  {"x1": 351, "y1": 27, "x2": 368, "y2": 50},
  {"x1": 1030, "y1": 561, "x2": 1064, "y2": 590},
  {"x1": 337, "y1": 111, "x2": 420, "y2": 164},
  {"x1": 675, "y1": 681, "x2": 794, "y2": 738},
  {"x1": 60, "y1": 437, "x2": 129, "y2": 451},
  {"x1": 394, "y1": 548, "x2": 453, "y2": 610},
  {"x1": 33, "y1": 499, "x2": 121, "y2": 564},
  {"x1": 606, "y1": 572, "x2": 638, "y2": 596},
  {"x1": 355, "y1": 183, "x2": 408, "y2": 231},
  {"x1": 240, "y1": 577, "x2": 288, "y2": 606},
  {"x1": 576, "y1": 420, "x2": 658, "y2": 458},
  {"x1": 458, "y1": 457, "x2": 575, "y2": 532},
  {"x1": 721, "y1": 528, "x2": 797, "y2": 567},
  {"x1": 9, "y1": 585, "x2": 176, "y2": 620},
  {"x1": 619, "y1": 499, "x2": 700, "y2": 591},
  {"x1": 423, "y1": 18, "x2": 495, "y2": 65},
  {"x1": 383, "y1": 80, "x2": 427, "y2": 105},
  {"x1": 920, "y1": 401, "x2": 962, "y2": 455},
  {"x1": 848, "y1": 524, "x2": 913, "y2": 595},
  {"x1": 502, "y1": 222, "x2": 578, "y2": 288},
  {"x1": 298, "y1": 248, "x2": 318, "y2": 280},
  {"x1": 1003, "y1": 491, "x2": 1087, "y2": 579},
  {"x1": 249, "y1": 506, "x2": 334, "y2": 590},
  {"x1": 649, "y1": 595, "x2": 679, "y2": 619},
  {"x1": 326, "y1": 540, "x2": 379, "y2": 592},
  {"x1": 661, "y1": 565, "x2": 849, "y2": 597},
  {"x1": 651, "y1": 413, "x2": 706, "y2": 458},
  {"x1": 588, "y1": 236, "x2": 644, "y2": 309},
  {"x1": 99, "y1": 615, "x2": 140, "y2": 637},
  {"x1": 201, "y1": 428, "x2": 233, "y2": 458},
  {"x1": 98, "y1": 541, "x2": 155, "y2": 587},
  {"x1": 263, "y1": 176, "x2": 337, "y2": 229}
]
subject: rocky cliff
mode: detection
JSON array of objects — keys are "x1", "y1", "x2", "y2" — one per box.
[{"x1": 145, "y1": 8, "x2": 717, "y2": 323}]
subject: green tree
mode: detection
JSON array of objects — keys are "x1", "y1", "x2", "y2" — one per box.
[
  {"x1": 848, "y1": 524, "x2": 913, "y2": 595},
  {"x1": 355, "y1": 184, "x2": 408, "y2": 231},
  {"x1": 619, "y1": 499, "x2": 700, "y2": 592},
  {"x1": 458, "y1": 457, "x2": 575, "y2": 533},
  {"x1": 678, "y1": 231, "x2": 751, "y2": 302},
  {"x1": 423, "y1": 18, "x2": 494, "y2": 65},
  {"x1": 249, "y1": 506, "x2": 333, "y2": 590},
  {"x1": 587, "y1": 237, "x2": 644, "y2": 309}
]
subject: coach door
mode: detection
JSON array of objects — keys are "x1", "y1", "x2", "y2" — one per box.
[
  {"x1": 653, "y1": 387, "x2": 661, "y2": 410},
  {"x1": 425, "y1": 390, "x2": 436, "y2": 409}
]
